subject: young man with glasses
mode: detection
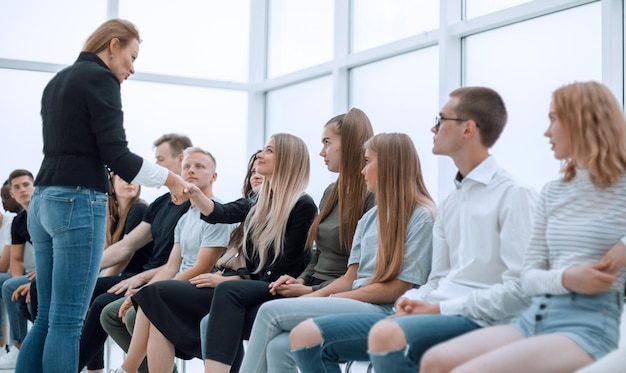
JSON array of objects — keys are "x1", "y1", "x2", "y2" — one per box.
[{"x1": 288, "y1": 86, "x2": 538, "y2": 373}]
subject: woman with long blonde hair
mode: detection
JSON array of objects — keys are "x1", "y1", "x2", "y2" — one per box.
[
  {"x1": 239, "y1": 108, "x2": 376, "y2": 372},
  {"x1": 245, "y1": 132, "x2": 436, "y2": 373}
]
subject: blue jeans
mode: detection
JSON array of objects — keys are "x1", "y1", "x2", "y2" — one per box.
[
  {"x1": 292, "y1": 313, "x2": 480, "y2": 373},
  {"x1": 2, "y1": 275, "x2": 30, "y2": 344},
  {"x1": 17, "y1": 186, "x2": 106, "y2": 373},
  {"x1": 292, "y1": 312, "x2": 387, "y2": 373},
  {"x1": 239, "y1": 297, "x2": 390, "y2": 373},
  {"x1": 369, "y1": 314, "x2": 480, "y2": 373},
  {"x1": 0, "y1": 272, "x2": 11, "y2": 342},
  {"x1": 200, "y1": 314, "x2": 209, "y2": 359}
]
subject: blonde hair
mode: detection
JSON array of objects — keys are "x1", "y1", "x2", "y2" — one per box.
[
  {"x1": 106, "y1": 173, "x2": 143, "y2": 247},
  {"x1": 83, "y1": 19, "x2": 140, "y2": 54},
  {"x1": 365, "y1": 133, "x2": 436, "y2": 284},
  {"x1": 182, "y1": 146, "x2": 217, "y2": 170},
  {"x1": 306, "y1": 108, "x2": 374, "y2": 252},
  {"x1": 245, "y1": 133, "x2": 310, "y2": 272},
  {"x1": 553, "y1": 81, "x2": 626, "y2": 188}
]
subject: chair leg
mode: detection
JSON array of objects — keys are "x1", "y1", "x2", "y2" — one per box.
[{"x1": 344, "y1": 360, "x2": 353, "y2": 373}]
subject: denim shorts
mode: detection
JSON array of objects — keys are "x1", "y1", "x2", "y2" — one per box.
[{"x1": 513, "y1": 291, "x2": 622, "y2": 360}]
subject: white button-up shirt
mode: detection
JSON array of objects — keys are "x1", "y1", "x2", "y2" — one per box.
[{"x1": 402, "y1": 156, "x2": 537, "y2": 326}]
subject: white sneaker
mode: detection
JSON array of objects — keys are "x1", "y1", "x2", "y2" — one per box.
[
  {"x1": 0, "y1": 346, "x2": 6, "y2": 358},
  {"x1": 0, "y1": 346, "x2": 18, "y2": 369}
]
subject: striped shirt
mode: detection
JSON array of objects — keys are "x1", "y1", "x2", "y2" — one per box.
[{"x1": 522, "y1": 169, "x2": 626, "y2": 295}]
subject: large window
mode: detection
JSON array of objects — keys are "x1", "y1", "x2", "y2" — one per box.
[
  {"x1": 268, "y1": 0, "x2": 334, "y2": 77},
  {"x1": 352, "y1": 0, "x2": 439, "y2": 52},
  {"x1": 266, "y1": 76, "x2": 334, "y2": 204},
  {"x1": 0, "y1": 0, "x2": 107, "y2": 64},
  {"x1": 0, "y1": 1, "x2": 250, "y2": 203},
  {"x1": 465, "y1": 2, "x2": 602, "y2": 193},
  {"x1": 464, "y1": 0, "x2": 534, "y2": 19},
  {"x1": 0, "y1": 69, "x2": 52, "y2": 182},
  {"x1": 122, "y1": 82, "x2": 248, "y2": 202},
  {"x1": 119, "y1": 0, "x2": 250, "y2": 81},
  {"x1": 350, "y1": 47, "x2": 440, "y2": 200}
]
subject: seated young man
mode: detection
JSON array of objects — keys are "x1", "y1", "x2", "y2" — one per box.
[{"x1": 0, "y1": 170, "x2": 36, "y2": 369}]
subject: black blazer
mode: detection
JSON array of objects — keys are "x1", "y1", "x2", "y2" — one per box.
[
  {"x1": 36, "y1": 52, "x2": 143, "y2": 192},
  {"x1": 202, "y1": 194, "x2": 317, "y2": 282}
]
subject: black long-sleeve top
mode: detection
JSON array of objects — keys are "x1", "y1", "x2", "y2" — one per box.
[
  {"x1": 36, "y1": 52, "x2": 143, "y2": 192},
  {"x1": 201, "y1": 194, "x2": 317, "y2": 282}
]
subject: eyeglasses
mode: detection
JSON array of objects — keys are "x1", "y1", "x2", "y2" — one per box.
[{"x1": 434, "y1": 116, "x2": 468, "y2": 131}]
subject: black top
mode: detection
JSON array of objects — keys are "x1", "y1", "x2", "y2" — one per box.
[
  {"x1": 36, "y1": 52, "x2": 144, "y2": 192},
  {"x1": 142, "y1": 193, "x2": 191, "y2": 270},
  {"x1": 202, "y1": 194, "x2": 317, "y2": 282},
  {"x1": 11, "y1": 210, "x2": 30, "y2": 245},
  {"x1": 120, "y1": 202, "x2": 152, "y2": 276}
]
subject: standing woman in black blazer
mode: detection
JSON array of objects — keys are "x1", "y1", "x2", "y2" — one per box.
[{"x1": 17, "y1": 19, "x2": 187, "y2": 373}]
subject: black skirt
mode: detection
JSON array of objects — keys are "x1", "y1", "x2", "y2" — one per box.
[{"x1": 131, "y1": 280, "x2": 215, "y2": 360}]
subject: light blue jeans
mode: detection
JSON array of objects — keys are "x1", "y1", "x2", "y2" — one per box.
[
  {"x1": 291, "y1": 312, "x2": 387, "y2": 373},
  {"x1": 1, "y1": 275, "x2": 30, "y2": 344},
  {"x1": 239, "y1": 297, "x2": 390, "y2": 373},
  {"x1": 0, "y1": 272, "x2": 10, "y2": 342},
  {"x1": 17, "y1": 186, "x2": 106, "y2": 373},
  {"x1": 366, "y1": 314, "x2": 481, "y2": 373},
  {"x1": 200, "y1": 313, "x2": 209, "y2": 359}
]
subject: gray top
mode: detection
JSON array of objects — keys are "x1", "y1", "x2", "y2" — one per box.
[
  {"x1": 349, "y1": 205, "x2": 433, "y2": 293},
  {"x1": 299, "y1": 183, "x2": 375, "y2": 290},
  {"x1": 174, "y1": 205, "x2": 233, "y2": 274}
]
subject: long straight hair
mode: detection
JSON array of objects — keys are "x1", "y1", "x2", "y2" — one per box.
[
  {"x1": 106, "y1": 173, "x2": 143, "y2": 247},
  {"x1": 306, "y1": 108, "x2": 374, "y2": 252},
  {"x1": 366, "y1": 133, "x2": 436, "y2": 284},
  {"x1": 245, "y1": 134, "x2": 310, "y2": 272},
  {"x1": 553, "y1": 81, "x2": 626, "y2": 188}
]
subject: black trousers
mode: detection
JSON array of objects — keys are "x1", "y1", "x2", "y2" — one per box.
[
  {"x1": 77, "y1": 275, "x2": 131, "y2": 371},
  {"x1": 204, "y1": 280, "x2": 283, "y2": 370}
]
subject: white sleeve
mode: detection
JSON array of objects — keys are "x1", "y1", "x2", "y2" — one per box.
[
  {"x1": 131, "y1": 160, "x2": 169, "y2": 188},
  {"x1": 401, "y1": 213, "x2": 448, "y2": 301}
]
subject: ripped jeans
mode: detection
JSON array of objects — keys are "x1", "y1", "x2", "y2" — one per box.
[{"x1": 292, "y1": 312, "x2": 480, "y2": 373}]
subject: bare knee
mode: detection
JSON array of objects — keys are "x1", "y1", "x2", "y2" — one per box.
[
  {"x1": 368, "y1": 320, "x2": 407, "y2": 353},
  {"x1": 290, "y1": 319, "x2": 323, "y2": 350},
  {"x1": 420, "y1": 343, "x2": 451, "y2": 373}
]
